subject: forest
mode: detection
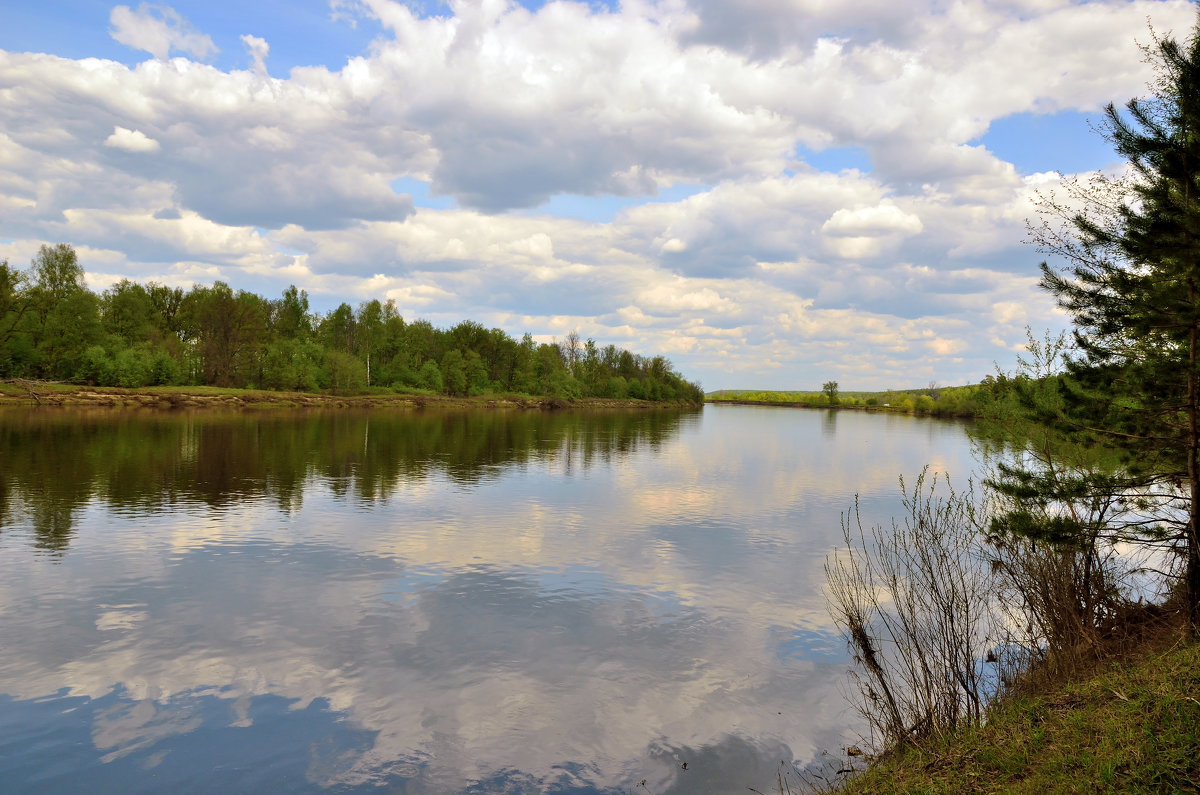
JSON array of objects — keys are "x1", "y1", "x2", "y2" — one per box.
[{"x1": 0, "y1": 244, "x2": 703, "y2": 403}]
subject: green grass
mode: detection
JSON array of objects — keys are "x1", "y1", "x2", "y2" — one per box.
[
  {"x1": 0, "y1": 381, "x2": 79, "y2": 394},
  {"x1": 842, "y1": 636, "x2": 1200, "y2": 793}
]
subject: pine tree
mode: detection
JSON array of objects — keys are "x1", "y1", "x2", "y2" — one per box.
[{"x1": 1023, "y1": 19, "x2": 1200, "y2": 630}]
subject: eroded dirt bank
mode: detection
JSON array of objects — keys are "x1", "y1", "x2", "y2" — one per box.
[{"x1": 0, "y1": 382, "x2": 688, "y2": 411}]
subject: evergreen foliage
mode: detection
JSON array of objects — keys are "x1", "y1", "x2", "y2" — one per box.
[{"x1": 999, "y1": 21, "x2": 1200, "y2": 630}]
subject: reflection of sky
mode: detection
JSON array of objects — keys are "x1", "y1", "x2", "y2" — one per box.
[{"x1": 0, "y1": 406, "x2": 979, "y2": 793}]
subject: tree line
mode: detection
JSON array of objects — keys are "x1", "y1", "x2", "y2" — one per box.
[
  {"x1": 0, "y1": 244, "x2": 703, "y2": 403},
  {"x1": 706, "y1": 383, "x2": 990, "y2": 416}
]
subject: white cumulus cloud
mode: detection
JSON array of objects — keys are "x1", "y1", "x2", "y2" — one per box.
[
  {"x1": 821, "y1": 204, "x2": 924, "y2": 237},
  {"x1": 241, "y1": 34, "x2": 269, "y2": 74},
  {"x1": 103, "y1": 126, "x2": 161, "y2": 153},
  {"x1": 3, "y1": 0, "x2": 1196, "y2": 390},
  {"x1": 109, "y1": 4, "x2": 218, "y2": 61}
]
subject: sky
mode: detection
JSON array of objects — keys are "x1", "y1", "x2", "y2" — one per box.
[{"x1": 1, "y1": 0, "x2": 1195, "y2": 391}]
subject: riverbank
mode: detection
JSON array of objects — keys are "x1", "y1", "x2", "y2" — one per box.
[
  {"x1": 840, "y1": 619, "x2": 1199, "y2": 793},
  {"x1": 705, "y1": 397, "x2": 978, "y2": 418},
  {"x1": 705, "y1": 385, "x2": 988, "y2": 418},
  {"x1": 0, "y1": 382, "x2": 696, "y2": 411}
]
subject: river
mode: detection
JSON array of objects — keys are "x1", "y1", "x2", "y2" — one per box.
[{"x1": 0, "y1": 404, "x2": 981, "y2": 793}]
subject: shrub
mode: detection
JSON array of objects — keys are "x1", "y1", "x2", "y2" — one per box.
[{"x1": 826, "y1": 471, "x2": 1001, "y2": 751}]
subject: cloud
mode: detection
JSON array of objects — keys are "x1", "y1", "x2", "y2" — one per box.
[
  {"x1": 0, "y1": 51, "x2": 422, "y2": 230},
  {"x1": 109, "y1": 4, "x2": 219, "y2": 61},
  {"x1": 821, "y1": 204, "x2": 924, "y2": 238},
  {"x1": 241, "y1": 34, "x2": 270, "y2": 75},
  {"x1": 818, "y1": 202, "x2": 924, "y2": 259},
  {"x1": 103, "y1": 126, "x2": 161, "y2": 153},
  {"x1": 4, "y1": 0, "x2": 1197, "y2": 390},
  {"x1": 680, "y1": 0, "x2": 927, "y2": 58},
  {"x1": 352, "y1": 0, "x2": 795, "y2": 210},
  {"x1": 926, "y1": 337, "x2": 968, "y2": 356},
  {"x1": 0, "y1": 404, "x2": 981, "y2": 787}
]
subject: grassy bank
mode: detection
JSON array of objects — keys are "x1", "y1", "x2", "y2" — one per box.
[
  {"x1": 841, "y1": 628, "x2": 1200, "y2": 794},
  {"x1": 0, "y1": 382, "x2": 698, "y2": 411},
  {"x1": 820, "y1": 464, "x2": 1200, "y2": 794}
]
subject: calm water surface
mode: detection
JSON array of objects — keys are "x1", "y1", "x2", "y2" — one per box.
[{"x1": 0, "y1": 405, "x2": 980, "y2": 793}]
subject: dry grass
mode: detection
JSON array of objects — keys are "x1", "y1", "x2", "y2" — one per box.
[{"x1": 825, "y1": 472, "x2": 1001, "y2": 752}]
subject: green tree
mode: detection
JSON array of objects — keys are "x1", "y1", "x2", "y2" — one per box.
[
  {"x1": 1014, "y1": 22, "x2": 1200, "y2": 629},
  {"x1": 823, "y1": 380, "x2": 839, "y2": 405},
  {"x1": 110, "y1": 346, "x2": 154, "y2": 387},
  {"x1": 356, "y1": 300, "x2": 384, "y2": 386},
  {"x1": 147, "y1": 283, "x2": 186, "y2": 352},
  {"x1": 273, "y1": 285, "x2": 312, "y2": 342},
  {"x1": 484, "y1": 327, "x2": 518, "y2": 388},
  {"x1": 980, "y1": 331, "x2": 1140, "y2": 655},
  {"x1": 261, "y1": 338, "x2": 322, "y2": 392},
  {"x1": 32, "y1": 243, "x2": 85, "y2": 300},
  {"x1": 463, "y1": 349, "x2": 490, "y2": 394},
  {"x1": 319, "y1": 303, "x2": 356, "y2": 355},
  {"x1": 27, "y1": 244, "x2": 103, "y2": 379},
  {"x1": 323, "y1": 349, "x2": 366, "y2": 394},
  {"x1": 535, "y1": 342, "x2": 579, "y2": 398},
  {"x1": 180, "y1": 282, "x2": 268, "y2": 387},
  {"x1": 374, "y1": 301, "x2": 409, "y2": 385},
  {"x1": 417, "y1": 359, "x2": 444, "y2": 393},
  {"x1": 511, "y1": 333, "x2": 538, "y2": 394},
  {"x1": 101, "y1": 279, "x2": 157, "y2": 346},
  {"x1": 440, "y1": 349, "x2": 469, "y2": 396},
  {"x1": 149, "y1": 349, "x2": 181, "y2": 385},
  {"x1": 75, "y1": 345, "x2": 113, "y2": 385},
  {"x1": 405, "y1": 319, "x2": 443, "y2": 366},
  {"x1": 0, "y1": 260, "x2": 32, "y2": 376}
]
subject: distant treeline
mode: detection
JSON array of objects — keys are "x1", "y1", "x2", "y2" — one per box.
[
  {"x1": 0, "y1": 244, "x2": 703, "y2": 402},
  {"x1": 707, "y1": 383, "x2": 993, "y2": 417}
]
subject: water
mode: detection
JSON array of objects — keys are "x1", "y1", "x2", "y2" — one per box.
[{"x1": 0, "y1": 404, "x2": 980, "y2": 793}]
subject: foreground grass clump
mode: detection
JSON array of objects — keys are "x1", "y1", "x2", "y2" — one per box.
[{"x1": 842, "y1": 635, "x2": 1200, "y2": 794}]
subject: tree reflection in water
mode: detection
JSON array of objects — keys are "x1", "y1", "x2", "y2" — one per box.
[{"x1": 0, "y1": 407, "x2": 695, "y2": 554}]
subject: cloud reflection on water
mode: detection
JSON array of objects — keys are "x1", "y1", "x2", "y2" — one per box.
[{"x1": 0, "y1": 405, "x2": 978, "y2": 792}]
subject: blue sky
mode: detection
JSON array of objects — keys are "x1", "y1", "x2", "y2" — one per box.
[
  {"x1": 1, "y1": 1, "x2": 616, "y2": 76},
  {"x1": 978, "y1": 111, "x2": 1121, "y2": 175},
  {"x1": 0, "y1": 1, "x2": 373, "y2": 74},
  {"x1": 0, "y1": 0, "x2": 1194, "y2": 389}
]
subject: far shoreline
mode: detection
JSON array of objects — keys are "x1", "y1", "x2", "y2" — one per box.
[
  {"x1": 705, "y1": 397, "x2": 977, "y2": 418},
  {"x1": 0, "y1": 382, "x2": 702, "y2": 412}
]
